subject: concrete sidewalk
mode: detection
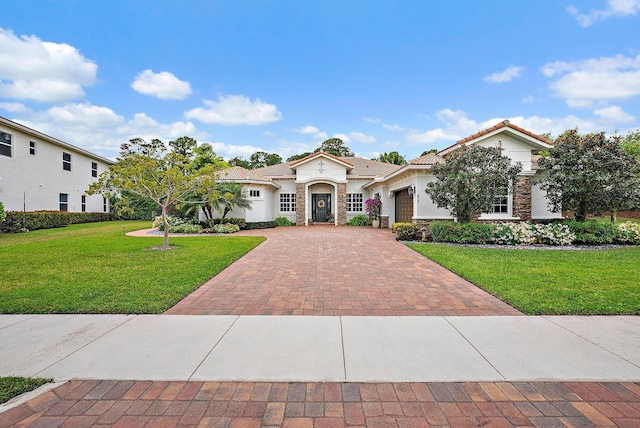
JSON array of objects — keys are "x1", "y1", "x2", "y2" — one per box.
[{"x1": 1, "y1": 315, "x2": 639, "y2": 383}]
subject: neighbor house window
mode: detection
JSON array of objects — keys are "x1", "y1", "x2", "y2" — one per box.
[
  {"x1": 91, "y1": 162, "x2": 98, "y2": 177},
  {"x1": 490, "y1": 187, "x2": 509, "y2": 214},
  {"x1": 0, "y1": 131, "x2": 11, "y2": 157},
  {"x1": 279, "y1": 193, "x2": 296, "y2": 212},
  {"x1": 103, "y1": 197, "x2": 108, "y2": 212},
  {"x1": 249, "y1": 190, "x2": 260, "y2": 198},
  {"x1": 81, "y1": 195, "x2": 86, "y2": 212},
  {"x1": 59, "y1": 193, "x2": 69, "y2": 212},
  {"x1": 29, "y1": 141, "x2": 37, "y2": 156},
  {"x1": 347, "y1": 193, "x2": 364, "y2": 212},
  {"x1": 62, "y1": 152, "x2": 71, "y2": 171}
]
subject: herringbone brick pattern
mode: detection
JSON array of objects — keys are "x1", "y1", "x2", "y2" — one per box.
[
  {"x1": 3, "y1": 380, "x2": 640, "y2": 427},
  {"x1": 165, "y1": 226, "x2": 520, "y2": 316}
]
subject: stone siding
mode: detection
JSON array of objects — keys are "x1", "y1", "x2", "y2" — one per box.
[
  {"x1": 337, "y1": 183, "x2": 347, "y2": 226},
  {"x1": 513, "y1": 175, "x2": 532, "y2": 221},
  {"x1": 295, "y1": 183, "x2": 306, "y2": 226}
]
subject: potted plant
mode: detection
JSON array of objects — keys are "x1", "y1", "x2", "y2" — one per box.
[{"x1": 365, "y1": 197, "x2": 382, "y2": 228}]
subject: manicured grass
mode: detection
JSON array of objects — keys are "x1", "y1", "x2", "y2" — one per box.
[
  {"x1": 0, "y1": 221, "x2": 265, "y2": 313},
  {"x1": 407, "y1": 243, "x2": 640, "y2": 315},
  {"x1": 0, "y1": 377, "x2": 52, "y2": 404}
]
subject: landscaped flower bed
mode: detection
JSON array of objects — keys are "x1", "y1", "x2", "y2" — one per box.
[{"x1": 401, "y1": 220, "x2": 640, "y2": 246}]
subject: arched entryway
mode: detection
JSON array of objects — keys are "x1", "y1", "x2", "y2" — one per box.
[{"x1": 309, "y1": 183, "x2": 335, "y2": 224}]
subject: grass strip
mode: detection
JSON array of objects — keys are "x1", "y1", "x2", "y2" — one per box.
[
  {"x1": 0, "y1": 377, "x2": 52, "y2": 404},
  {"x1": 407, "y1": 243, "x2": 640, "y2": 315},
  {"x1": 0, "y1": 221, "x2": 265, "y2": 313}
]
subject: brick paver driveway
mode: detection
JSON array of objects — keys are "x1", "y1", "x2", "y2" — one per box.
[{"x1": 166, "y1": 226, "x2": 520, "y2": 316}]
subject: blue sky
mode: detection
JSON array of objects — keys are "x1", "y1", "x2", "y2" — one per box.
[{"x1": 1, "y1": 0, "x2": 639, "y2": 161}]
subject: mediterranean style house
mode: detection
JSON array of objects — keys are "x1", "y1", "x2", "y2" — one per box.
[
  {"x1": 0, "y1": 116, "x2": 114, "y2": 213},
  {"x1": 219, "y1": 120, "x2": 562, "y2": 227}
]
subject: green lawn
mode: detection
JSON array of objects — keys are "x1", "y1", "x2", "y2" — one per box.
[
  {"x1": 407, "y1": 243, "x2": 640, "y2": 315},
  {"x1": 0, "y1": 377, "x2": 51, "y2": 404},
  {"x1": 0, "y1": 221, "x2": 265, "y2": 313}
]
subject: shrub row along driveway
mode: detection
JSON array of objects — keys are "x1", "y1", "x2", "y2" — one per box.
[{"x1": 166, "y1": 226, "x2": 520, "y2": 316}]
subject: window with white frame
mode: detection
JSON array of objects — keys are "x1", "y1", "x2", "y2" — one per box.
[
  {"x1": 81, "y1": 195, "x2": 86, "y2": 212},
  {"x1": 347, "y1": 193, "x2": 364, "y2": 212},
  {"x1": 91, "y1": 162, "x2": 98, "y2": 177},
  {"x1": 59, "y1": 193, "x2": 69, "y2": 212},
  {"x1": 489, "y1": 187, "x2": 509, "y2": 214},
  {"x1": 62, "y1": 152, "x2": 71, "y2": 171},
  {"x1": 0, "y1": 132, "x2": 11, "y2": 157},
  {"x1": 279, "y1": 193, "x2": 296, "y2": 212},
  {"x1": 29, "y1": 141, "x2": 37, "y2": 156},
  {"x1": 249, "y1": 189, "x2": 260, "y2": 198},
  {"x1": 103, "y1": 197, "x2": 108, "y2": 212}
]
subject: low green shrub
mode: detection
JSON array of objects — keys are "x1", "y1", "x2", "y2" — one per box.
[
  {"x1": 169, "y1": 223, "x2": 203, "y2": 234},
  {"x1": 245, "y1": 221, "x2": 277, "y2": 230},
  {"x1": 0, "y1": 201, "x2": 6, "y2": 223},
  {"x1": 530, "y1": 223, "x2": 575, "y2": 245},
  {"x1": 616, "y1": 222, "x2": 640, "y2": 245},
  {"x1": 430, "y1": 221, "x2": 496, "y2": 244},
  {"x1": 394, "y1": 223, "x2": 420, "y2": 241},
  {"x1": 209, "y1": 223, "x2": 240, "y2": 233},
  {"x1": 566, "y1": 220, "x2": 617, "y2": 245},
  {"x1": 348, "y1": 214, "x2": 369, "y2": 226},
  {"x1": 0, "y1": 211, "x2": 115, "y2": 233},
  {"x1": 274, "y1": 216, "x2": 294, "y2": 226},
  {"x1": 205, "y1": 217, "x2": 248, "y2": 229}
]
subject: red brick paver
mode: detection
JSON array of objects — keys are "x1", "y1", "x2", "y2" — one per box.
[
  {"x1": 4, "y1": 380, "x2": 640, "y2": 427},
  {"x1": 165, "y1": 226, "x2": 520, "y2": 316}
]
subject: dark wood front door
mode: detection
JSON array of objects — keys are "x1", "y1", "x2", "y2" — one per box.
[
  {"x1": 312, "y1": 193, "x2": 331, "y2": 222},
  {"x1": 395, "y1": 189, "x2": 413, "y2": 223}
]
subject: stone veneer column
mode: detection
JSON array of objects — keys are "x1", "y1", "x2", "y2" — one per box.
[
  {"x1": 513, "y1": 175, "x2": 532, "y2": 221},
  {"x1": 336, "y1": 183, "x2": 347, "y2": 226},
  {"x1": 296, "y1": 183, "x2": 306, "y2": 226}
]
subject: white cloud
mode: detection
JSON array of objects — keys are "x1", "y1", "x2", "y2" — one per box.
[
  {"x1": 333, "y1": 133, "x2": 351, "y2": 143},
  {"x1": 0, "y1": 102, "x2": 28, "y2": 113},
  {"x1": 349, "y1": 131, "x2": 376, "y2": 143},
  {"x1": 363, "y1": 116, "x2": 406, "y2": 132},
  {"x1": 47, "y1": 103, "x2": 123, "y2": 128},
  {"x1": 294, "y1": 125, "x2": 320, "y2": 134},
  {"x1": 593, "y1": 105, "x2": 636, "y2": 123},
  {"x1": 542, "y1": 54, "x2": 640, "y2": 108},
  {"x1": 131, "y1": 69, "x2": 192, "y2": 100},
  {"x1": 184, "y1": 95, "x2": 282, "y2": 125},
  {"x1": 0, "y1": 28, "x2": 97, "y2": 102},
  {"x1": 205, "y1": 141, "x2": 262, "y2": 159},
  {"x1": 522, "y1": 95, "x2": 535, "y2": 104},
  {"x1": 568, "y1": 0, "x2": 640, "y2": 27},
  {"x1": 483, "y1": 65, "x2": 524, "y2": 83}
]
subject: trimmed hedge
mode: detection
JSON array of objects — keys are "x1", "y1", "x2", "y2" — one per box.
[
  {"x1": 203, "y1": 217, "x2": 248, "y2": 230},
  {"x1": 430, "y1": 221, "x2": 496, "y2": 244},
  {"x1": 392, "y1": 222, "x2": 420, "y2": 240},
  {"x1": 566, "y1": 220, "x2": 617, "y2": 245},
  {"x1": 245, "y1": 221, "x2": 277, "y2": 230},
  {"x1": 1, "y1": 211, "x2": 116, "y2": 233}
]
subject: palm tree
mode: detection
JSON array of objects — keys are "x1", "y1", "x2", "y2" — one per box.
[
  {"x1": 209, "y1": 182, "x2": 252, "y2": 219},
  {"x1": 374, "y1": 151, "x2": 407, "y2": 165}
]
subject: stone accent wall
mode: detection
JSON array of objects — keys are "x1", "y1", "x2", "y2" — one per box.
[
  {"x1": 513, "y1": 175, "x2": 532, "y2": 221},
  {"x1": 380, "y1": 215, "x2": 389, "y2": 229},
  {"x1": 336, "y1": 183, "x2": 347, "y2": 226},
  {"x1": 295, "y1": 183, "x2": 306, "y2": 226}
]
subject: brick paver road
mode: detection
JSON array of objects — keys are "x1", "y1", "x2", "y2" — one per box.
[
  {"x1": 165, "y1": 226, "x2": 521, "y2": 316},
  {"x1": 4, "y1": 380, "x2": 640, "y2": 427}
]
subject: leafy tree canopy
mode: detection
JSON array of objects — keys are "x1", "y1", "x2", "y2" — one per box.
[
  {"x1": 425, "y1": 145, "x2": 522, "y2": 223},
  {"x1": 314, "y1": 138, "x2": 355, "y2": 157},
  {"x1": 190, "y1": 143, "x2": 228, "y2": 171},
  {"x1": 228, "y1": 156, "x2": 251, "y2": 169},
  {"x1": 620, "y1": 128, "x2": 640, "y2": 163},
  {"x1": 287, "y1": 152, "x2": 313, "y2": 162},
  {"x1": 249, "y1": 151, "x2": 282, "y2": 169},
  {"x1": 538, "y1": 129, "x2": 640, "y2": 222},
  {"x1": 88, "y1": 137, "x2": 224, "y2": 248},
  {"x1": 421, "y1": 149, "x2": 438, "y2": 156},
  {"x1": 374, "y1": 151, "x2": 407, "y2": 165}
]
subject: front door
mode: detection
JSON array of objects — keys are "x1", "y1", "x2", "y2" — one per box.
[
  {"x1": 395, "y1": 188, "x2": 413, "y2": 223},
  {"x1": 312, "y1": 193, "x2": 331, "y2": 222}
]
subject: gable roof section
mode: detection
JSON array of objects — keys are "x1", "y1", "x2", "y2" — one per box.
[
  {"x1": 438, "y1": 120, "x2": 553, "y2": 156},
  {"x1": 0, "y1": 115, "x2": 115, "y2": 164},
  {"x1": 288, "y1": 151, "x2": 354, "y2": 171},
  {"x1": 217, "y1": 166, "x2": 280, "y2": 189},
  {"x1": 254, "y1": 156, "x2": 401, "y2": 179},
  {"x1": 408, "y1": 153, "x2": 444, "y2": 166}
]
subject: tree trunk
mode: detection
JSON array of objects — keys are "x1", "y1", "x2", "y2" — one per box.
[
  {"x1": 162, "y1": 203, "x2": 170, "y2": 249},
  {"x1": 610, "y1": 210, "x2": 617, "y2": 224}
]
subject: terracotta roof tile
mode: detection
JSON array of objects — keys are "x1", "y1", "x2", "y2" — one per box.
[
  {"x1": 408, "y1": 153, "x2": 444, "y2": 165},
  {"x1": 454, "y1": 120, "x2": 552, "y2": 147},
  {"x1": 217, "y1": 166, "x2": 275, "y2": 183}
]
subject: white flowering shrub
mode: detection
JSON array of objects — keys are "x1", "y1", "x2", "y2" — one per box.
[
  {"x1": 492, "y1": 222, "x2": 536, "y2": 245},
  {"x1": 617, "y1": 222, "x2": 640, "y2": 245},
  {"x1": 530, "y1": 223, "x2": 575, "y2": 246},
  {"x1": 153, "y1": 215, "x2": 201, "y2": 233},
  {"x1": 212, "y1": 223, "x2": 240, "y2": 233}
]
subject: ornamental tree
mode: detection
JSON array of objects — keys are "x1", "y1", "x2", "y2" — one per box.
[
  {"x1": 425, "y1": 145, "x2": 522, "y2": 223},
  {"x1": 314, "y1": 138, "x2": 355, "y2": 157},
  {"x1": 88, "y1": 137, "x2": 221, "y2": 249},
  {"x1": 538, "y1": 129, "x2": 640, "y2": 223}
]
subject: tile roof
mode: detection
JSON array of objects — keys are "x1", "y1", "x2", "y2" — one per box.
[
  {"x1": 253, "y1": 156, "x2": 402, "y2": 179},
  {"x1": 408, "y1": 153, "x2": 444, "y2": 165},
  {"x1": 288, "y1": 151, "x2": 354, "y2": 168},
  {"x1": 217, "y1": 166, "x2": 275, "y2": 183}
]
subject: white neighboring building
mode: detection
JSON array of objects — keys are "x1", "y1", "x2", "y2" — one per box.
[
  {"x1": 217, "y1": 120, "x2": 562, "y2": 227},
  {"x1": 0, "y1": 116, "x2": 114, "y2": 213}
]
